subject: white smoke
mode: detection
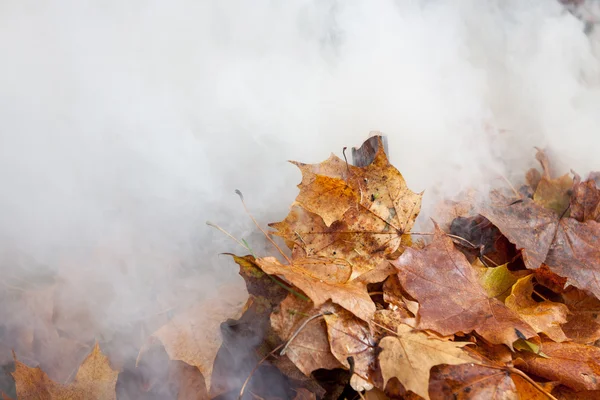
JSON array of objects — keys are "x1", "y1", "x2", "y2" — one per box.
[{"x1": 1, "y1": 0, "x2": 599, "y2": 392}]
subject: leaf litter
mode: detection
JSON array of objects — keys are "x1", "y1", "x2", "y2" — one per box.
[{"x1": 9, "y1": 136, "x2": 600, "y2": 399}]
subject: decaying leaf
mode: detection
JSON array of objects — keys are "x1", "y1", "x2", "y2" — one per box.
[
  {"x1": 533, "y1": 173, "x2": 573, "y2": 214},
  {"x1": 481, "y1": 191, "x2": 600, "y2": 300},
  {"x1": 562, "y1": 287, "x2": 600, "y2": 344},
  {"x1": 270, "y1": 294, "x2": 342, "y2": 375},
  {"x1": 256, "y1": 256, "x2": 375, "y2": 322},
  {"x1": 571, "y1": 177, "x2": 600, "y2": 223},
  {"x1": 13, "y1": 343, "x2": 118, "y2": 400},
  {"x1": 515, "y1": 340, "x2": 600, "y2": 391},
  {"x1": 379, "y1": 324, "x2": 478, "y2": 400},
  {"x1": 505, "y1": 275, "x2": 569, "y2": 342},
  {"x1": 429, "y1": 364, "x2": 519, "y2": 400},
  {"x1": 393, "y1": 225, "x2": 537, "y2": 347},
  {"x1": 323, "y1": 307, "x2": 376, "y2": 389},
  {"x1": 138, "y1": 282, "x2": 248, "y2": 393}
]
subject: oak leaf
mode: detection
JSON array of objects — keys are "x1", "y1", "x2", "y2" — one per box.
[
  {"x1": 505, "y1": 275, "x2": 569, "y2": 342},
  {"x1": 515, "y1": 340, "x2": 600, "y2": 391},
  {"x1": 270, "y1": 294, "x2": 342, "y2": 375},
  {"x1": 255, "y1": 256, "x2": 375, "y2": 321},
  {"x1": 393, "y1": 225, "x2": 537, "y2": 347},
  {"x1": 13, "y1": 343, "x2": 118, "y2": 400},
  {"x1": 378, "y1": 324, "x2": 478, "y2": 400}
]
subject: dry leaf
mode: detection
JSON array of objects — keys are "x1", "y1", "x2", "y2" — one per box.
[
  {"x1": 270, "y1": 294, "x2": 342, "y2": 375},
  {"x1": 562, "y1": 287, "x2": 600, "y2": 344},
  {"x1": 533, "y1": 173, "x2": 573, "y2": 214},
  {"x1": 256, "y1": 256, "x2": 375, "y2": 322},
  {"x1": 515, "y1": 340, "x2": 600, "y2": 391},
  {"x1": 393, "y1": 225, "x2": 537, "y2": 348},
  {"x1": 571, "y1": 178, "x2": 600, "y2": 223},
  {"x1": 378, "y1": 324, "x2": 478, "y2": 400},
  {"x1": 13, "y1": 343, "x2": 118, "y2": 400},
  {"x1": 505, "y1": 275, "x2": 569, "y2": 342},
  {"x1": 429, "y1": 364, "x2": 519, "y2": 400},
  {"x1": 138, "y1": 282, "x2": 248, "y2": 393}
]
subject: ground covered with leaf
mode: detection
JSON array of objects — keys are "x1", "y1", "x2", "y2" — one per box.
[{"x1": 7, "y1": 136, "x2": 600, "y2": 399}]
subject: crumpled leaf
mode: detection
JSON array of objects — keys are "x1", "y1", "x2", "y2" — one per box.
[
  {"x1": 270, "y1": 137, "x2": 422, "y2": 276},
  {"x1": 378, "y1": 324, "x2": 478, "y2": 400},
  {"x1": 270, "y1": 294, "x2": 342, "y2": 375},
  {"x1": 13, "y1": 343, "x2": 118, "y2": 400},
  {"x1": 562, "y1": 287, "x2": 600, "y2": 344},
  {"x1": 138, "y1": 282, "x2": 248, "y2": 393},
  {"x1": 481, "y1": 191, "x2": 600, "y2": 299},
  {"x1": 255, "y1": 256, "x2": 375, "y2": 322},
  {"x1": 323, "y1": 306, "x2": 376, "y2": 389},
  {"x1": 393, "y1": 225, "x2": 537, "y2": 348},
  {"x1": 505, "y1": 275, "x2": 569, "y2": 342},
  {"x1": 515, "y1": 340, "x2": 600, "y2": 391}
]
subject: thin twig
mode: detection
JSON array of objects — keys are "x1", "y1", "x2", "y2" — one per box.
[
  {"x1": 238, "y1": 343, "x2": 284, "y2": 400},
  {"x1": 281, "y1": 312, "x2": 333, "y2": 356},
  {"x1": 411, "y1": 232, "x2": 498, "y2": 267},
  {"x1": 235, "y1": 190, "x2": 292, "y2": 265},
  {"x1": 485, "y1": 365, "x2": 558, "y2": 400},
  {"x1": 499, "y1": 175, "x2": 521, "y2": 198},
  {"x1": 206, "y1": 221, "x2": 253, "y2": 255}
]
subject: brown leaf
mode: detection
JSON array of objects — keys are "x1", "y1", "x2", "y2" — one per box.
[
  {"x1": 232, "y1": 254, "x2": 289, "y2": 307},
  {"x1": 515, "y1": 341, "x2": 600, "y2": 391},
  {"x1": 429, "y1": 364, "x2": 519, "y2": 400},
  {"x1": 13, "y1": 343, "x2": 119, "y2": 400},
  {"x1": 378, "y1": 324, "x2": 478, "y2": 400},
  {"x1": 138, "y1": 282, "x2": 248, "y2": 393},
  {"x1": 270, "y1": 294, "x2": 342, "y2": 375},
  {"x1": 323, "y1": 307, "x2": 376, "y2": 389},
  {"x1": 256, "y1": 256, "x2": 375, "y2": 322},
  {"x1": 505, "y1": 275, "x2": 569, "y2": 342},
  {"x1": 481, "y1": 191, "x2": 600, "y2": 300},
  {"x1": 292, "y1": 388, "x2": 316, "y2": 400},
  {"x1": 533, "y1": 173, "x2": 574, "y2": 214},
  {"x1": 571, "y1": 178, "x2": 600, "y2": 223},
  {"x1": 168, "y1": 361, "x2": 209, "y2": 400},
  {"x1": 393, "y1": 225, "x2": 537, "y2": 348},
  {"x1": 271, "y1": 137, "x2": 422, "y2": 276},
  {"x1": 562, "y1": 287, "x2": 600, "y2": 344}
]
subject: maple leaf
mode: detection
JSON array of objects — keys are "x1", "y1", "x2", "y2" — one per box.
[
  {"x1": 533, "y1": 173, "x2": 573, "y2": 214},
  {"x1": 505, "y1": 275, "x2": 569, "y2": 342},
  {"x1": 515, "y1": 340, "x2": 600, "y2": 391},
  {"x1": 270, "y1": 294, "x2": 342, "y2": 375},
  {"x1": 393, "y1": 225, "x2": 537, "y2": 348},
  {"x1": 137, "y1": 282, "x2": 248, "y2": 394},
  {"x1": 270, "y1": 137, "x2": 422, "y2": 276},
  {"x1": 255, "y1": 256, "x2": 375, "y2": 322},
  {"x1": 481, "y1": 191, "x2": 600, "y2": 300},
  {"x1": 378, "y1": 324, "x2": 478, "y2": 400},
  {"x1": 323, "y1": 307, "x2": 376, "y2": 390},
  {"x1": 13, "y1": 343, "x2": 118, "y2": 400},
  {"x1": 562, "y1": 287, "x2": 600, "y2": 344}
]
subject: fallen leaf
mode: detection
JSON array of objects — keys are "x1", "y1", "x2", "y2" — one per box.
[
  {"x1": 292, "y1": 388, "x2": 316, "y2": 400},
  {"x1": 533, "y1": 173, "x2": 573, "y2": 214},
  {"x1": 378, "y1": 324, "x2": 478, "y2": 400},
  {"x1": 429, "y1": 364, "x2": 518, "y2": 400},
  {"x1": 481, "y1": 191, "x2": 600, "y2": 299},
  {"x1": 168, "y1": 361, "x2": 209, "y2": 400},
  {"x1": 13, "y1": 343, "x2": 118, "y2": 400},
  {"x1": 515, "y1": 341, "x2": 600, "y2": 391},
  {"x1": 505, "y1": 275, "x2": 569, "y2": 342},
  {"x1": 393, "y1": 225, "x2": 537, "y2": 347},
  {"x1": 562, "y1": 287, "x2": 600, "y2": 344},
  {"x1": 571, "y1": 178, "x2": 600, "y2": 223},
  {"x1": 271, "y1": 137, "x2": 422, "y2": 276},
  {"x1": 138, "y1": 282, "x2": 248, "y2": 393},
  {"x1": 255, "y1": 256, "x2": 375, "y2": 322},
  {"x1": 270, "y1": 294, "x2": 342, "y2": 375},
  {"x1": 323, "y1": 307, "x2": 376, "y2": 389},
  {"x1": 474, "y1": 263, "x2": 520, "y2": 302}
]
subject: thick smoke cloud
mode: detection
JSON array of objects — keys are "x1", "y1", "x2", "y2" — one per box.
[{"x1": 0, "y1": 0, "x2": 599, "y2": 390}]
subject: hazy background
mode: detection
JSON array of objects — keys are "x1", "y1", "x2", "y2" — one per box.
[{"x1": 1, "y1": 0, "x2": 600, "y2": 392}]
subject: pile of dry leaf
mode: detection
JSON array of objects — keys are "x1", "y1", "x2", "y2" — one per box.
[{"x1": 8, "y1": 136, "x2": 600, "y2": 399}]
